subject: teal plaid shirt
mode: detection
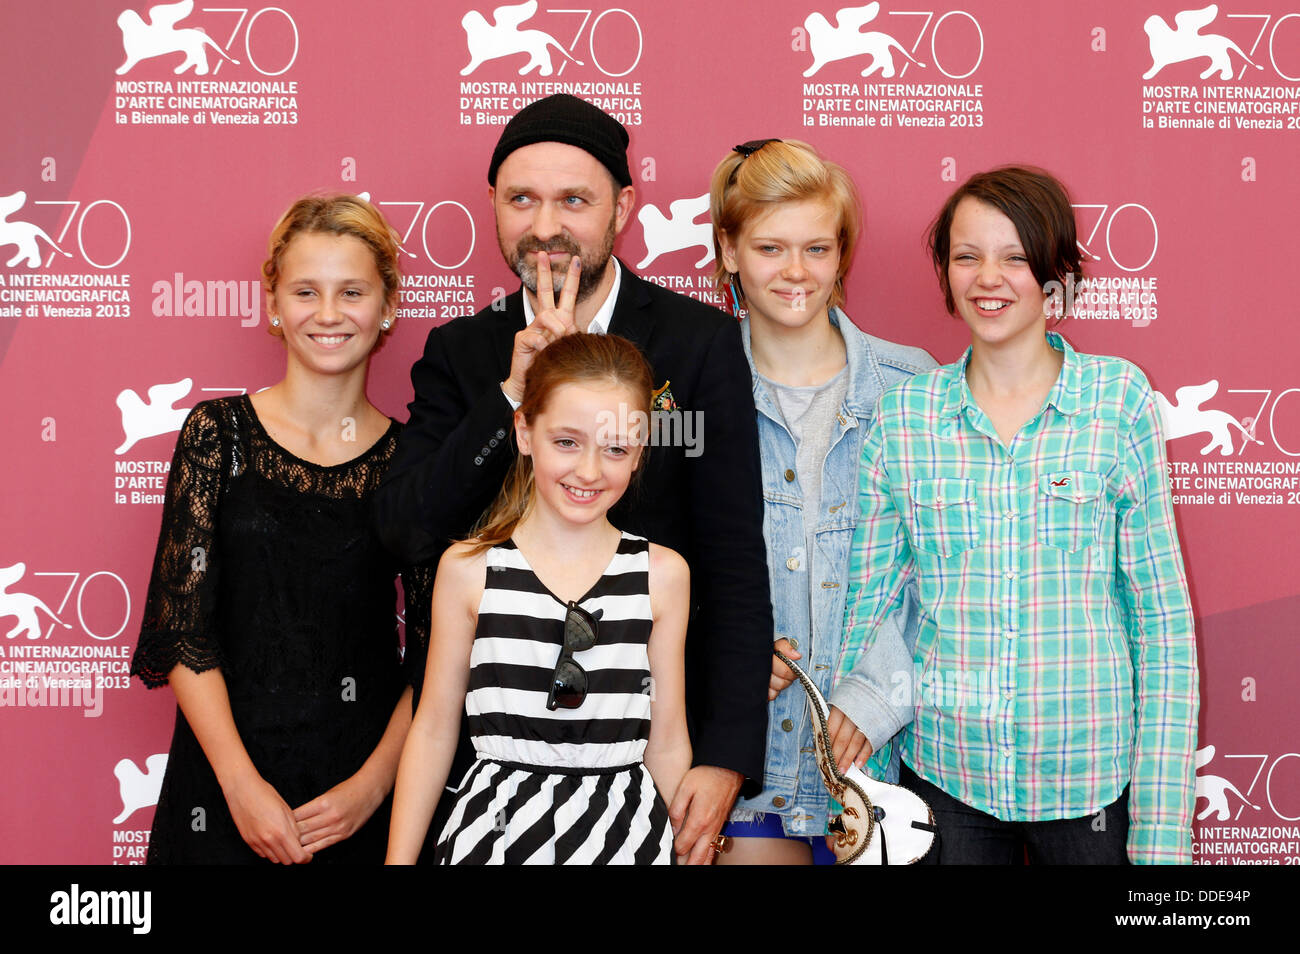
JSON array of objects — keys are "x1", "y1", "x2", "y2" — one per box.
[{"x1": 841, "y1": 332, "x2": 1199, "y2": 864}]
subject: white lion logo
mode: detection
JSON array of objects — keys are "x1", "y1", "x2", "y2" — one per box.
[
  {"x1": 115, "y1": 0, "x2": 241, "y2": 76},
  {"x1": 803, "y1": 2, "x2": 926, "y2": 78},
  {"x1": 1194, "y1": 745, "x2": 1260, "y2": 822},
  {"x1": 115, "y1": 378, "x2": 194, "y2": 455},
  {"x1": 0, "y1": 191, "x2": 72, "y2": 269},
  {"x1": 461, "y1": 1, "x2": 584, "y2": 77},
  {"x1": 1154, "y1": 380, "x2": 1262, "y2": 457},
  {"x1": 1142, "y1": 4, "x2": 1261, "y2": 80},
  {"x1": 114, "y1": 754, "x2": 168, "y2": 825},
  {"x1": 637, "y1": 195, "x2": 714, "y2": 270},
  {"x1": 0, "y1": 563, "x2": 73, "y2": 641}
]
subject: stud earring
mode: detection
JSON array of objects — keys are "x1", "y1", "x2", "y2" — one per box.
[
  {"x1": 270, "y1": 317, "x2": 281, "y2": 327},
  {"x1": 380, "y1": 318, "x2": 391, "y2": 331}
]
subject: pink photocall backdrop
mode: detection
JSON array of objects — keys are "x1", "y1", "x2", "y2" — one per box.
[{"x1": 1, "y1": 0, "x2": 1297, "y2": 865}]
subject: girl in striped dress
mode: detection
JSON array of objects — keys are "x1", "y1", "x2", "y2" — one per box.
[{"x1": 387, "y1": 333, "x2": 692, "y2": 865}]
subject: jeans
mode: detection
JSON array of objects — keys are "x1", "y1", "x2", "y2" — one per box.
[{"x1": 900, "y1": 764, "x2": 1131, "y2": 865}]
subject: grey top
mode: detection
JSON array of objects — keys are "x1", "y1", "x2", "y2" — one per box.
[{"x1": 759, "y1": 365, "x2": 849, "y2": 543}]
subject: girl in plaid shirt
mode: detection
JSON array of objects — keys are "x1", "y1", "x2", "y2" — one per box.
[{"x1": 842, "y1": 167, "x2": 1198, "y2": 864}]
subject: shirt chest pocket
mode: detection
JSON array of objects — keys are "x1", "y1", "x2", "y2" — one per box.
[
  {"x1": 909, "y1": 477, "x2": 981, "y2": 557},
  {"x1": 1037, "y1": 471, "x2": 1105, "y2": 552}
]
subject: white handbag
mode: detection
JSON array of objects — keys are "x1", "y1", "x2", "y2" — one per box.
[{"x1": 775, "y1": 648, "x2": 936, "y2": 865}]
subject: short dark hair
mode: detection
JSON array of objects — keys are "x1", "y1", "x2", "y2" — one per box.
[{"x1": 928, "y1": 166, "x2": 1083, "y2": 314}]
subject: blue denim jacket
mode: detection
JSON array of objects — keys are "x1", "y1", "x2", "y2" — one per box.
[{"x1": 732, "y1": 308, "x2": 935, "y2": 835}]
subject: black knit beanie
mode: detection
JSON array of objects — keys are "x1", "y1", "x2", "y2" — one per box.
[{"x1": 487, "y1": 94, "x2": 632, "y2": 188}]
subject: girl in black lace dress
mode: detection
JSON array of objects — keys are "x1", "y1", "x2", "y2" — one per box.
[{"x1": 130, "y1": 194, "x2": 430, "y2": 864}]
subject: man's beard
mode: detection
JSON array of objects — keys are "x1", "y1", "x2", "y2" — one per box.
[{"x1": 503, "y1": 216, "x2": 616, "y2": 304}]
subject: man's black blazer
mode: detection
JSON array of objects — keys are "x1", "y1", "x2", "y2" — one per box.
[{"x1": 375, "y1": 262, "x2": 772, "y2": 793}]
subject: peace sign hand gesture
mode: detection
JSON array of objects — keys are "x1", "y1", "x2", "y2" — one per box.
[{"x1": 503, "y1": 252, "x2": 582, "y2": 404}]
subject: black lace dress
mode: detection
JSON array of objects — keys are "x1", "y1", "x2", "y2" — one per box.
[{"x1": 130, "y1": 396, "x2": 432, "y2": 864}]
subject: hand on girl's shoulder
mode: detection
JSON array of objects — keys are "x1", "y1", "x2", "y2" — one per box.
[{"x1": 648, "y1": 543, "x2": 689, "y2": 623}]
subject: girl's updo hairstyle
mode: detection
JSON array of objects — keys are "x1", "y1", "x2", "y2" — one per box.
[
  {"x1": 709, "y1": 139, "x2": 862, "y2": 310},
  {"x1": 928, "y1": 166, "x2": 1084, "y2": 316},
  {"x1": 262, "y1": 192, "x2": 403, "y2": 338},
  {"x1": 468, "y1": 333, "x2": 655, "y2": 552}
]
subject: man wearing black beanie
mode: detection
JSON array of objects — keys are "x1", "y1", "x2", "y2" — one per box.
[{"x1": 375, "y1": 94, "x2": 771, "y2": 865}]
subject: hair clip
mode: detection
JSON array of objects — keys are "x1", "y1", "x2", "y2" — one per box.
[
  {"x1": 727, "y1": 139, "x2": 784, "y2": 187},
  {"x1": 733, "y1": 138, "x2": 782, "y2": 157}
]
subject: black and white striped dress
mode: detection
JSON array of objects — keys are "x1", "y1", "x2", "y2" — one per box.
[{"x1": 434, "y1": 532, "x2": 673, "y2": 864}]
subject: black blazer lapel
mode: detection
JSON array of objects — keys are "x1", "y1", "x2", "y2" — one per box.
[{"x1": 607, "y1": 259, "x2": 653, "y2": 352}]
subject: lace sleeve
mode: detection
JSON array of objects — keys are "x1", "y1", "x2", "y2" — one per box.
[
  {"x1": 130, "y1": 402, "x2": 228, "y2": 688},
  {"x1": 398, "y1": 562, "x2": 436, "y2": 693}
]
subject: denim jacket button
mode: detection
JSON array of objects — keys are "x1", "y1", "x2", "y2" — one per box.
[
  {"x1": 783, "y1": 468, "x2": 795, "y2": 482},
  {"x1": 786, "y1": 557, "x2": 799, "y2": 571},
  {"x1": 771, "y1": 796, "x2": 786, "y2": 808},
  {"x1": 781, "y1": 719, "x2": 794, "y2": 732}
]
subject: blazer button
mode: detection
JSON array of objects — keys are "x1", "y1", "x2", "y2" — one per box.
[
  {"x1": 480, "y1": 446, "x2": 490, "y2": 455},
  {"x1": 489, "y1": 438, "x2": 498, "y2": 448},
  {"x1": 474, "y1": 456, "x2": 483, "y2": 465},
  {"x1": 781, "y1": 719, "x2": 794, "y2": 732},
  {"x1": 771, "y1": 796, "x2": 786, "y2": 808},
  {"x1": 495, "y1": 428, "x2": 507, "y2": 439},
  {"x1": 784, "y1": 468, "x2": 795, "y2": 482}
]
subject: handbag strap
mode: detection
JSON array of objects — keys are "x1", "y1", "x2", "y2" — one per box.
[
  {"x1": 773, "y1": 649, "x2": 939, "y2": 865},
  {"x1": 774, "y1": 648, "x2": 876, "y2": 862}
]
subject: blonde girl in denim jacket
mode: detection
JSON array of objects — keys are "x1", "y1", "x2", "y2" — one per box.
[{"x1": 707, "y1": 140, "x2": 935, "y2": 865}]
